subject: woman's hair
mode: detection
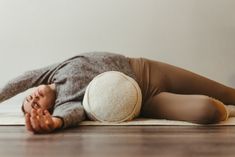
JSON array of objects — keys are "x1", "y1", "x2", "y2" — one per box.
[{"x1": 21, "y1": 102, "x2": 26, "y2": 114}]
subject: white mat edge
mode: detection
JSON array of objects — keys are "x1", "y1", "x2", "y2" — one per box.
[{"x1": 1, "y1": 113, "x2": 235, "y2": 126}]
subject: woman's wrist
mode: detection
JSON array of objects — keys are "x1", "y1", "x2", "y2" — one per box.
[{"x1": 52, "y1": 117, "x2": 64, "y2": 129}]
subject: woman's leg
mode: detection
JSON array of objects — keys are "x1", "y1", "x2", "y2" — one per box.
[
  {"x1": 141, "y1": 92, "x2": 229, "y2": 124},
  {"x1": 146, "y1": 59, "x2": 235, "y2": 105}
]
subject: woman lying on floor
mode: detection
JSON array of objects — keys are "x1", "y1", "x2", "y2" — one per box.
[{"x1": 0, "y1": 52, "x2": 235, "y2": 134}]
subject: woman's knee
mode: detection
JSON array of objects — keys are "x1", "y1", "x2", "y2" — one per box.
[{"x1": 195, "y1": 96, "x2": 228, "y2": 124}]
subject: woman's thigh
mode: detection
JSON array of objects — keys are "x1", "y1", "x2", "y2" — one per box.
[
  {"x1": 145, "y1": 58, "x2": 235, "y2": 105},
  {"x1": 141, "y1": 92, "x2": 228, "y2": 124},
  {"x1": 129, "y1": 58, "x2": 168, "y2": 104}
]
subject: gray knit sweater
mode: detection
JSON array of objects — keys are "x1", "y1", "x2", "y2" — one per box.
[{"x1": 0, "y1": 52, "x2": 136, "y2": 128}]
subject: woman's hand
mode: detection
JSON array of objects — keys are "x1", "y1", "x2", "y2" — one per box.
[{"x1": 25, "y1": 108, "x2": 63, "y2": 134}]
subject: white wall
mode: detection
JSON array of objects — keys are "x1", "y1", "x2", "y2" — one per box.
[{"x1": 0, "y1": 0, "x2": 235, "y2": 112}]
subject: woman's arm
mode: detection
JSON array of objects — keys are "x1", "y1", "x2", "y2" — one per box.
[
  {"x1": 0, "y1": 63, "x2": 58, "y2": 103},
  {"x1": 52, "y1": 101, "x2": 86, "y2": 129}
]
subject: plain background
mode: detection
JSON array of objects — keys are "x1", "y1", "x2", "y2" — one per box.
[{"x1": 0, "y1": 0, "x2": 235, "y2": 112}]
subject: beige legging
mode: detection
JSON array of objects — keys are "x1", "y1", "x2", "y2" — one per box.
[{"x1": 128, "y1": 57, "x2": 235, "y2": 124}]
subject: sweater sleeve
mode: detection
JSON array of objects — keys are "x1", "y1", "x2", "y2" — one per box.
[
  {"x1": 52, "y1": 101, "x2": 86, "y2": 129},
  {"x1": 0, "y1": 64, "x2": 58, "y2": 103}
]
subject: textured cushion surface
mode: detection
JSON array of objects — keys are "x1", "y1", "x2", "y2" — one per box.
[{"x1": 83, "y1": 71, "x2": 142, "y2": 122}]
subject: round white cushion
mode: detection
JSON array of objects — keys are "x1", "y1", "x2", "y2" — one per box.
[{"x1": 83, "y1": 71, "x2": 142, "y2": 122}]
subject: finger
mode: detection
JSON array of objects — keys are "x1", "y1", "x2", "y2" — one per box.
[
  {"x1": 25, "y1": 113, "x2": 34, "y2": 132},
  {"x1": 31, "y1": 108, "x2": 37, "y2": 119},
  {"x1": 38, "y1": 109, "x2": 52, "y2": 132},
  {"x1": 30, "y1": 109, "x2": 42, "y2": 133},
  {"x1": 41, "y1": 115, "x2": 52, "y2": 132},
  {"x1": 37, "y1": 109, "x2": 48, "y2": 131},
  {"x1": 44, "y1": 115, "x2": 54, "y2": 132},
  {"x1": 44, "y1": 110, "x2": 55, "y2": 130}
]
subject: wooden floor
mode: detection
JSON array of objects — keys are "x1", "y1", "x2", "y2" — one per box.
[{"x1": 1, "y1": 125, "x2": 235, "y2": 157}]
